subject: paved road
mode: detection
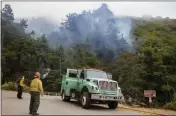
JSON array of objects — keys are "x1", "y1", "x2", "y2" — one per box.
[{"x1": 2, "y1": 91, "x2": 144, "y2": 115}]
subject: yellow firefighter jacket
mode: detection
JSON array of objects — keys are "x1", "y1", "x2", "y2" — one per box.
[
  {"x1": 20, "y1": 79, "x2": 24, "y2": 86},
  {"x1": 30, "y1": 78, "x2": 43, "y2": 93},
  {"x1": 19, "y1": 77, "x2": 24, "y2": 86}
]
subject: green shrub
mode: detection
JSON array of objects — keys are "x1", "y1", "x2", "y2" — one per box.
[
  {"x1": 23, "y1": 84, "x2": 29, "y2": 92},
  {"x1": 125, "y1": 101, "x2": 133, "y2": 106},
  {"x1": 2, "y1": 82, "x2": 17, "y2": 91},
  {"x1": 163, "y1": 102, "x2": 176, "y2": 111},
  {"x1": 2, "y1": 82, "x2": 29, "y2": 92}
]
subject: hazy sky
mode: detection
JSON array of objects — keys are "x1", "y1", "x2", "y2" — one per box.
[{"x1": 2, "y1": 2, "x2": 176, "y2": 23}]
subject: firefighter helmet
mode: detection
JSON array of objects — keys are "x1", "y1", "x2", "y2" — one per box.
[{"x1": 34, "y1": 72, "x2": 40, "y2": 78}]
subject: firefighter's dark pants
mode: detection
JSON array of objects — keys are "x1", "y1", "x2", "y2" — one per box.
[
  {"x1": 17, "y1": 85, "x2": 23, "y2": 99},
  {"x1": 29, "y1": 91, "x2": 40, "y2": 114}
]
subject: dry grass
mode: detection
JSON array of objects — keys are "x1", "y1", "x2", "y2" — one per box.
[{"x1": 119, "y1": 104, "x2": 176, "y2": 115}]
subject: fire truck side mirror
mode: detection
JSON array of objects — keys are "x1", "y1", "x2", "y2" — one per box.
[{"x1": 107, "y1": 73, "x2": 112, "y2": 80}]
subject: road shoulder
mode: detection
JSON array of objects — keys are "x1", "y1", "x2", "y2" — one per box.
[{"x1": 118, "y1": 104, "x2": 176, "y2": 115}]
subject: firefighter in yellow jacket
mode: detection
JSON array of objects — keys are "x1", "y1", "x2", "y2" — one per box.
[
  {"x1": 29, "y1": 72, "x2": 44, "y2": 115},
  {"x1": 17, "y1": 76, "x2": 24, "y2": 99}
]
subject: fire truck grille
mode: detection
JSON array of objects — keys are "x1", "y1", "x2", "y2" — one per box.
[{"x1": 98, "y1": 81, "x2": 117, "y2": 91}]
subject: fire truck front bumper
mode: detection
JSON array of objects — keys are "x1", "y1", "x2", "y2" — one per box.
[{"x1": 91, "y1": 94, "x2": 124, "y2": 101}]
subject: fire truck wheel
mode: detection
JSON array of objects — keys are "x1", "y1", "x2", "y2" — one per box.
[
  {"x1": 108, "y1": 101, "x2": 118, "y2": 109},
  {"x1": 61, "y1": 90, "x2": 70, "y2": 102},
  {"x1": 81, "y1": 92, "x2": 90, "y2": 109}
]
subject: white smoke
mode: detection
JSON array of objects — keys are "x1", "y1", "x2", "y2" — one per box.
[
  {"x1": 42, "y1": 68, "x2": 51, "y2": 79},
  {"x1": 115, "y1": 17, "x2": 133, "y2": 46}
]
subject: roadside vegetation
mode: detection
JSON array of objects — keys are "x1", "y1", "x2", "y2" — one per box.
[
  {"x1": 2, "y1": 82, "x2": 29, "y2": 92},
  {"x1": 1, "y1": 4, "x2": 176, "y2": 110}
]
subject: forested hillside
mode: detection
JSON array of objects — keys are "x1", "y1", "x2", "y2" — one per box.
[{"x1": 1, "y1": 4, "x2": 176, "y2": 109}]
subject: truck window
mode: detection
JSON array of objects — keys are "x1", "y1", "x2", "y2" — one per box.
[
  {"x1": 86, "y1": 70, "x2": 108, "y2": 79},
  {"x1": 80, "y1": 70, "x2": 84, "y2": 79},
  {"x1": 68, "y1": 70, "x2": 78, "y2": 78},
  {"x1": 69, "y1": 73, "x2": 77, "y2": 78}
]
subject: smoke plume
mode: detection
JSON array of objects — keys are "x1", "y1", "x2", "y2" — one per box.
[{"x1": 47, "y1": 3, "x2": 135, "y2": 58}]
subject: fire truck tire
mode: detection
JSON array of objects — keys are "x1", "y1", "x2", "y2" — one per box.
[
  {"x1": 81, "y1": 92, "x2": 90, "y2": 109},
  {"x1": 108, "y1": 101, "x2": 118, "y2": 109},
  {"x1": 61, "y1": 90, "x2": 70, "y2": 102}
]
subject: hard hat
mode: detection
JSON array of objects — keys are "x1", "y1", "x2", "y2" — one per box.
[
  {"x1": 22, "y1": 76, "x2": 24, "y2": 80},
  {"x1": 34, "y1": 72, "x2": 40, "y2": 78}
]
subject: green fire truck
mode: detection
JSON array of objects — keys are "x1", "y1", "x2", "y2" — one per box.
[{"x1": 60, "y1": 68, "x2": 124, "y2": 109}]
